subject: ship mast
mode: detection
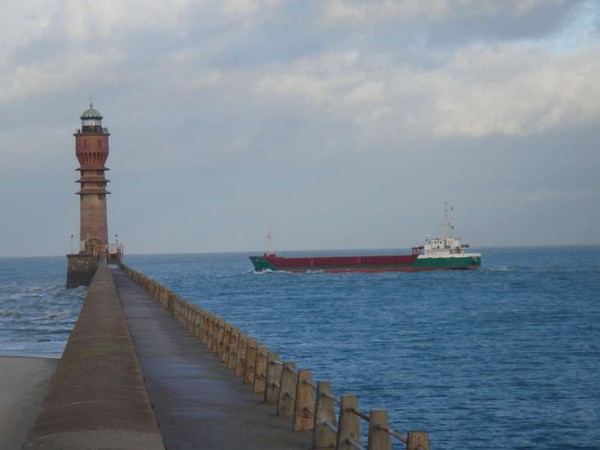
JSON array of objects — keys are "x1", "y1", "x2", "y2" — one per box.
[
  {"x1": 266, "y1": 228, "x2": 273, "y2": 256},
  {"x1": 439, "y1": 201, "x2": 454, "y2": 239}
]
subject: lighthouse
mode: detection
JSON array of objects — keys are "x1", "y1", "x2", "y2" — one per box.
[
  {"x1": 76, "y1": 102, "x2": 110, "y2": 249},
  {"x1": 67, "y1": 103, "x2": 119, "y2": 287}
]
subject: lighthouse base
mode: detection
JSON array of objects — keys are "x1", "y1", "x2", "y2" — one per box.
[{"x1": 66, "y1": 254, "x2": 99, "y2": 288}]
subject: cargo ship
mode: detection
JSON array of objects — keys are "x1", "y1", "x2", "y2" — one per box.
[{"x1": 250, "y1": 205, "x2": 481, "y2": 273}]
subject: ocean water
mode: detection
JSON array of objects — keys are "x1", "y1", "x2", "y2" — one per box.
[
  {"x1": 1, "y1": 247, "x2": 599, "y2": 449},
  {"x1": 0, "y1": 257, "x2": 85, "y2": 357}
]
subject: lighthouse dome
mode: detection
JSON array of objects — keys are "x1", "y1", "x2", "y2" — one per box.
[{"x1": 80, "y1": 102, "x2": 103, "y2": 120}]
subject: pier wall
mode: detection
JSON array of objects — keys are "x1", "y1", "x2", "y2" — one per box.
[
  {"x1": 66, "y1": 254, "x2": 98, "y2": 288},
  {"x1": 23, "y1": 265, "x2": 163, "y2": 450}
]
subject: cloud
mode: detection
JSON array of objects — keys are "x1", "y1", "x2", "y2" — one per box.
[
  {"x1": 0, "y1": 0, "x2": 598, "y2": 157},
  {"x1": 63, "y1": 1, "x2": 167, "y2": 40},
  {"x1": 320, "y1": 0, "x2": 570, "y2": 24},
  {"x1": 403, "y1": 44, "x2": 600, "y2": 137},
  {"x1": 251, "y1": 41, "x2": 600, "y2": 141},
  {"x1": 255, "y1": 51, "x2": 362, "y2": 104},
  {"x1": 345, "y1": 80, "x2": 385, "y2": 103},
  {"x1": 0, "y1": 1, "x2": 57, "y2": 54},
  {"x1": 0, "y1": 51, "x2": 125, "y2": 104}
]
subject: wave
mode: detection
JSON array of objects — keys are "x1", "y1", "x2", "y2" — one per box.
[
  {"x1": 482, "y1": 266, "x2": 512, "y2": 272},
  {"x1": 251, "y1": 269, "x2": 292, "y2": 275}
]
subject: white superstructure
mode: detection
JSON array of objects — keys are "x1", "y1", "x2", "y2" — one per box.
[{"x1": 418, "y1": 203, "x2": 481, "y2": 259}]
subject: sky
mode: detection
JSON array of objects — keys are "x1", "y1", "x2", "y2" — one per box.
[{"x1": 0, "y1": 0, "x2": 599, "y2": 257}]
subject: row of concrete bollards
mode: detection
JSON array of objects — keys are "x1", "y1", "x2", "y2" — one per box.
[{"x1": 120, "y1": 263, "x2": 430, "y2": 450}]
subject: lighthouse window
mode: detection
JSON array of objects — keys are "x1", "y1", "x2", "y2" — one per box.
[{"x1": 98, "y1": 194, "x2": 105, "y2": 200}]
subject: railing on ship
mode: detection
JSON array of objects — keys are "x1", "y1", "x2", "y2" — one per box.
[{"x1": 120, "y1": 263, "x2": 431, "y2": 450}]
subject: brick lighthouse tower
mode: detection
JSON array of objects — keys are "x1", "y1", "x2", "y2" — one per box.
[{"x1": 67, "y1": 102, "x2": 118, "y2": 287}]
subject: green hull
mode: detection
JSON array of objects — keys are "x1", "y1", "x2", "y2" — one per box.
[
  {"x1": 413, "y1": 255, "x2": 481, "y2": 270},
  {"x1": 251, "y1": 257, "x2": 278, "y2": 271}
]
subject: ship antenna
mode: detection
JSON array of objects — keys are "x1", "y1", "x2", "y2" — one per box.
[
  {"x1": 440, "y1": 202, "x2": 454, "y2": 239},
  {"x1": 267, "y1": 228, "x2": 273, "y2": 256},
  {"x1": 444, "y1": 202, "x2": 455, "y2": 222}
]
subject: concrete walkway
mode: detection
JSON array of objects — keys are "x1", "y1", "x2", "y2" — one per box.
[{"x1": 112, "y1": 268, "x2": 312, "y2": 450}]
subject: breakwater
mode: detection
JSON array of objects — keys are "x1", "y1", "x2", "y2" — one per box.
[
  {"x1": 120, "y1": 262, "x2": 430, "y2": 450},
  {"x1": 23, "y1": 265, "x2": 163, "y2": 450}
]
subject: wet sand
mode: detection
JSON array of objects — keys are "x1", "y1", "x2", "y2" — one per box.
[{"x1": 0, "y1": 355, "x2": 58, "y2": 450}]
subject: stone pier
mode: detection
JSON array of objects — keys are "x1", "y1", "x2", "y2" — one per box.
[
  {"x1": 23, "y1": 265, "x2": 163, "y2": 450},
  {"x1": 65, "y1": 254, "x2": 98, "y2": 288}
]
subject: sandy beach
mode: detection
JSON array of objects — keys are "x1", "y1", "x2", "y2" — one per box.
[{"x1": 0, "y1": 355, "x2": 58, "y2": 450}]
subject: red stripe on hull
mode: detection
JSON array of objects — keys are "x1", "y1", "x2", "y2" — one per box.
[{"x1": 281, "y1": 265, "x2": 479, "y2": 273}]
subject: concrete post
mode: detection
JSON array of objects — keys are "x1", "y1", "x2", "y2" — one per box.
[
  {"x1": 235, "y1": 333, "x2": 248, "y2": 378},
  {"x1": 253, "y1": 344, "x2": 268, "y2": 394},
  {"x1": 206, "y1": 315, "x2": 215, "y2": 349},
  {"x1": 367, "y1": 409, "x2": 391, "y2": 450},
  {"x1": 201, "y1": 314, "x2": 210, "y2": 345},
  {"x1": 208, "y1": 317, "x2": 217, "y2": 352},
  {"x1": 184, "y1": 304, "x2": 190, "y2": 330},
  {"x1": 293, "y1": 369, "x2": 315, "y2": 432},
  {"x1": 187, "y1": 305, "x2": 193, "y2": 331},
  {"x1": 227, "y1": 329, "x2": 240, "y2": 370},
  {"x1": 220, "y1": 324, "x2": 232, "y2": 362},
  {"x1": 193, "y1": 310, "x2": 202, "y2": 338},
  {"x1": 265, "y1": 352, "x2": 281, "y2": 404},
  {"x1": 337, "y1": 395, "x2": 361, "y2": 450},
  {"x1": 197, "y1": 310, "x2": 205, "y2": 341},
  {"x1": 211, "y1": 317, "x2": 220, "y2": 352},
  {"x1": 407, "y1": 432, "x2": 429, "y2": 450},
  {"x1": 155, "y1": 288, "x2": 163, "y2": 307},
  {"x1": 313, "y1": 381, "x2": 337, "y2": 449},
  {"x1": 168, "y1": 292, "x2": 176, "y2": 312},
  {"x1": 244, "y1": 338, "x2": 258, "y2": 384},
  {"x1": 215, "y1": 319, "x2": 225, "y2": 354},
  {"x1": 277, "y1": 361, "x2": 297, "y2": 418}
]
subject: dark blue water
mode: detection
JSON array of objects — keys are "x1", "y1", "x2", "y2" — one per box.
[
  {"x1": 0, "y1": 257, "x2": 85, "y2": 356},
  {"x1": 1, "y1": 247, "x2": 599, "y2": 449}
]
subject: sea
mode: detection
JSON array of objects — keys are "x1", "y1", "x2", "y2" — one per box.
[{"x1": 1, "y1": 246, "x2": 598, "y2": 449}]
